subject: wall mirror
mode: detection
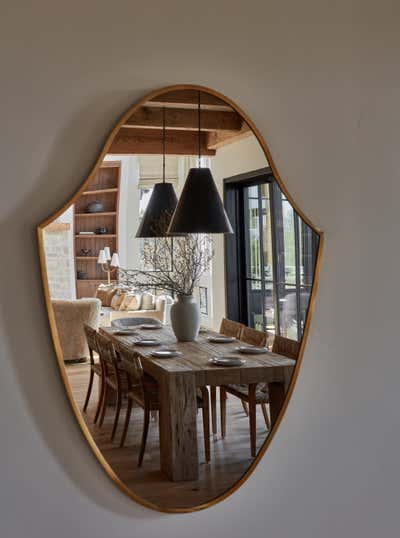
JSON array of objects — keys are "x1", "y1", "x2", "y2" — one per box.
[{"x1": 38, "y1": 85, "x2": 323, "y2": 512}]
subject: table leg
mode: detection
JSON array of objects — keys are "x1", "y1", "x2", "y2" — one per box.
[
  {"x1": 158, "y1": 372, "x2": 199, "y2": 481},
  {"x1": 268, "y1": 381, "x2": 285, "y2": 426}
]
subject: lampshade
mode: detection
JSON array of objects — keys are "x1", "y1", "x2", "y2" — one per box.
[
  {"x1": 167, "y1": 168, "x2": 233, "y2": 234},
  {"x1": 135, "y1": 182, "x2": 179, "y2": 237},
  {"x1": 103, "y1": 246, "x2": 111, "y2": 260},
  {"x1": 110, "y1": 252, "x2": 120, "y2": 267},
  {"x1": 97, "y1": 249, "x2": 107, "y2": 264}
]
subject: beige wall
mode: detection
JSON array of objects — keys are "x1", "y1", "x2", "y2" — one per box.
[{"x1": 1, "y1": 1, "x2": 400, "y2": 537}]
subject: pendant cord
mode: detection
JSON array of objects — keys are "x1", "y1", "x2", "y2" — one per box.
[
  {"x1": 162, "y1": 107, "x2": 166, "y2": 183},
  {"x1": 198, "y1": 90, "x2": 201, "y2": 168}
]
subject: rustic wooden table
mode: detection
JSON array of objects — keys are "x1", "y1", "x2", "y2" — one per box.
[{"x1": 101, "y1": 326, "x2": 295, "y2": 482}]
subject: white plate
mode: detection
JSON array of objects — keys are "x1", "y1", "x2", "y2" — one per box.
[
  {"x1": 208, "y1": 336, "x2": 236, "y2": 343},
  {"x1": 150, "y1": 349, "x2": 182, "y2": 358},
  {"x1": 134, "y1": 339, "x2": 160, "y2": 346},
  {"x1": 209, "y1": 355, "x2": 245, "y2": 367},
  {"x1": 113, "y1": 329, "x2": 137, "y2": 336},
  {"x1": 236, "y1": 345, "x2": 269, "y2": 355},
  {"x1": 140, "y1": 324, "x2": 162, "y2": 330}
]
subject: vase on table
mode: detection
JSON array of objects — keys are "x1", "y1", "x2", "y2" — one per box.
[{"x1": 170, "y1": 294, "x2": 200, "y2": 342}]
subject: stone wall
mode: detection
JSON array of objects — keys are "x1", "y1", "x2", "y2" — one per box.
[{"x1": 43, "y1": 221, "x2": 75, "y2": 300}]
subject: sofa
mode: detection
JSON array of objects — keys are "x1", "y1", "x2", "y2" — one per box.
[
  {"x1": 52, "y1": 298, "x2": 101, "y2": 362},
  {"x1": 94, "y1": 284, "x2": 172, "y2": 326}
]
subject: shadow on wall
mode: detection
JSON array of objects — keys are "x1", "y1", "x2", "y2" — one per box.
[{"x1": 0, "y1": 89, "x2": 166, "y2": 518}]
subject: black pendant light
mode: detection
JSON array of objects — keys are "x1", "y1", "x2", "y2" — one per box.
[
  {"x1": 135, "y1": 108, "x2": 179, "y2": 238},
  {"x1": 167, "y1": 91, "x2": 233, "y2": 235}
]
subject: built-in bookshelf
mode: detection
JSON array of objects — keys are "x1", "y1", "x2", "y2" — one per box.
[{"x1": 74, "y1": 161, "x2": 120, "y2": 298}]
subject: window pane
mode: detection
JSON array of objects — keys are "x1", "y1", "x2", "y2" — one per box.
[
  {"x1": 246, "y1": 186, "x2": 262, "y2": 280},
  {"x1": 299, "y1": 219, "x2": 316, "y2": 286},
  {"x1": 282, "y1": 200, "x2": 296, "y2": 284},
  {"x1": 246, "y1": 279, "x2": 263, "y2": 330},
  {"x1": 264, "y1": 281, "x2": 276, "y2": 334},
  {"x1": 278, "y1": 284, "x2": 298, "y2": 339},
  {"x1": 260, "y1": 184, "x2": 273, "y2": 280},
  {"x1": 299, "y1": 285, "x2": 312, "y2": 334}
]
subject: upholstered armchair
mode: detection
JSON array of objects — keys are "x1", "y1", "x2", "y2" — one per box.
[{"x1": 52, "y1": 298, "x2": 101, "y2": 362}]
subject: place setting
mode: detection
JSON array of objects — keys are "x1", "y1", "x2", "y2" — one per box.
[
  {"x1": 111, "y1": 327, "x2": 138, "y2": 337},
  {"x1": 235, "y1": 344, "x2": 270, "y2": 355},
  {"x1": 133, "y1": 338, "x2": 161, "y2": 347},
  {"x1": 150, "y1": 348, "x2": 183, "y2": 358},
  {"x1": 139, "y1": 323, "x2": 163, "y2": 330},
  {"x1": 207, "y1": 335, "x2": 236, "y2": 344},
  {"x1": 209, "y1": 355, "x2": 246, "y2": 367}
]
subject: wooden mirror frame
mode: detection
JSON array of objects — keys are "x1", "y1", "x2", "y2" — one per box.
[{"x1": 37, "y1": 84, "x2": 324, "y2": 513}]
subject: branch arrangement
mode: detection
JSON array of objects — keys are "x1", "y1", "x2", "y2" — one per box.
[{"x1": 119, "y1": 234, "x2": 214, "y2": 297}]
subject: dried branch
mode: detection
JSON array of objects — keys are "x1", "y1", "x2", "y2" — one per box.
[{"x1": 119, "y1": 233, "x2": 214, "y2": 297}]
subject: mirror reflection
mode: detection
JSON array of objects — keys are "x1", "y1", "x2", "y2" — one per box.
[{"x1": 40, "y1": 88, "x2": 320, "y2": 511}]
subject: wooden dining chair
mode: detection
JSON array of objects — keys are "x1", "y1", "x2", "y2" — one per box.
[
  {"x1": 220, "y1": 318, "x2": 244, "y2": 339},
  {"x1": 272, "y1": 334, "x2": 301, "y2": 359},
  {"x1": 96, "y1": 332, "x2": 128, "y2": 441},
  {"x1": 238, "y1": 326, "x2": 269, "y2": 416},
  {"x1": 208, "y1": 318, "x2": 245, "y2": 435},
  {"x1": 82, "y1": 324, "x2": 103, "y2": 424},
  {"x1": 115, "y1": 341, "x2": 211, "y2": 465},
  {"x1": 240, "y1": 326, "x2": 268, "y2": 348},
  {"x1": 220, "y1": 334, "x2": 300, "y2": 457}
]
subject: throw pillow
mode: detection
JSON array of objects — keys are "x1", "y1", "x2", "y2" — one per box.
[
  {"x1": 110, "y1": 291, "x2": 125, "y2": 310},
  {"x1": 141, "y1": 292, "x2": 155, "y2": 311},
  {"x1": 119, "y1": 293, "x2": 142, "y2": 311}
]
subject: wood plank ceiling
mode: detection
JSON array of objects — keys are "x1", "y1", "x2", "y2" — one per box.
[{"x1": 109, "y1": 90, "x2": 252, "y2": 155}]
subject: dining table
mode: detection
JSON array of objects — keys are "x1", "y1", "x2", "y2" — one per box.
[{"x1": 100, "y1": 325, "x2": 296, "y2": 482}]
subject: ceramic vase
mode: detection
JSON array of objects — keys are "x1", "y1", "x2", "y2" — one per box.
[{"x1": 170, "y1": 294, "x2": 200, "y2": 342}]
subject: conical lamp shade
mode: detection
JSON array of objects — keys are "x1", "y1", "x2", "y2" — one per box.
[
  {"x1": 168, "y1": 168, "x2": 233, "y2": 234},
  {"x1": 135, "y1": 182, "x2": 178, "y2": 237}
]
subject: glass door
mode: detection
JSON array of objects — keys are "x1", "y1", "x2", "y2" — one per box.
[{"x1": 241, "y1": 180, "x2": 318, "y2": 341}]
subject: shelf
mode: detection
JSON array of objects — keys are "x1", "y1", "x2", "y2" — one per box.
[
  {"x1": 75, "y1": 234, "x2": 116, "y2": 238},
  {"x1": 75, "y1": 162, "x2": 120, "y2": 299},
  {"x1": 81, "y1": 188, "x2": 118, "y2": 195},
  {"x1": 75, "y1": 212, "x2": 117, "y2": 217},
  {"x1": 76, "y1": 279, "x2": 117, "y2": 283}
]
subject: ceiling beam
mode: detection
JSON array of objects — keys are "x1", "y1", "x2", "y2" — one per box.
[
  {"x1": 109, "y1": 128, "x2": 216, "y2": 156},
  {"x1": 207, "y1": 123, "x2": 253, "y2": 150},
  {"x1": 125, "y1": 107, "x2": 242, "y2": 131},
  {"x1": 149, "y1": 90, "x2": 227, "y2": 107}
]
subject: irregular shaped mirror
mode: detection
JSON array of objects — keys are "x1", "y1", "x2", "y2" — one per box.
[{"x1": 38, "y1": 86, "x2": 322, "y2": 512}]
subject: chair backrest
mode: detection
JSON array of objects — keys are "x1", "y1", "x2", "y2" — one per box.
[
  {"x1": 114, "y1": 341, "x2": 145, "y2": 400},
  {"x1": 240, "y1": 326, "x2": 268, "y2": 347},
  {"x1": 83, "y1": 324, "x2": 99, "y2": 355},
  {"x1": 272, "y1": 335, "x2": 301, "y2": 360},
  {"x1": 220, "y1": 318, "x2": 243, "y2": 338},
  {"x1": 95, "y1": 332, "x2": 119, "y2": 376}
]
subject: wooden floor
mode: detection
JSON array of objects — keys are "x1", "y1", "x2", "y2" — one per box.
[{"x1": 67, "y1": 362, "x2": 271, "y2": 509}]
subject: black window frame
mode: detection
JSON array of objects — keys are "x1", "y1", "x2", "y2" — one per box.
[{"x1": 224, "y1": 167, "x2": 319, "y2": 341}]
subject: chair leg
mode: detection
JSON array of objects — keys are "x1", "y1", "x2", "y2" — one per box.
[
  {"x1": 98, "y1": 384, "x2": 109, "y2": 428},
  {"x1": 93, "y1": 374, "x2": 105, "y2": 424},
  {"x1": 111, "y1": 390, "x2": 122, "y2": 441},
  {"x1": 249, "y1": 384, "x2": 257, "y2": 457},
  {"x1": 241, "y1": 400, "x2": 249, "y2": 416},
  {"x1": 120, "y1": 398, "x2": 133, "y2": 448},
  {"x1": 138, "y1": 403, "x2": 150, "y2": 467},
  {"x1": 210, "y1": 386, "x2": 217, "y2": 434},
  {"x1": 83, "y1": 369, "x2": 94, "y2": 412},
  {"x1": 261, "y1": 402, "x2": 271, "y2": 431},
  {"x1": 220, "y1": 386, "x2": 227, "y2": 438},
  {"x1": 201, "y1": 388, "x2": 210, "y2": 462}
]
